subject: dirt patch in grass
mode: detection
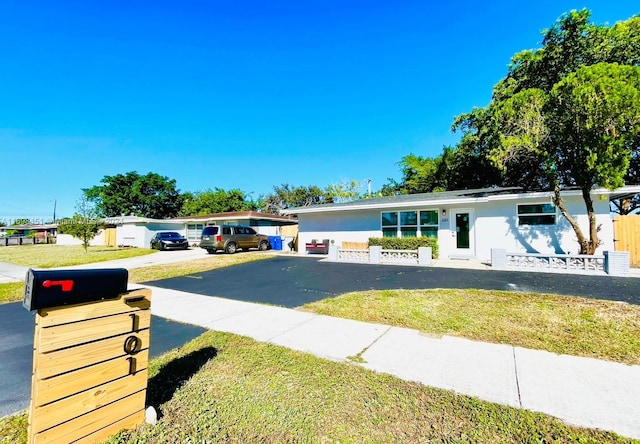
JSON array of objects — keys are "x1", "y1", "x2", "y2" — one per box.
[{"x1": 300, "y1": 288, "x2": 640, "y2": 365}]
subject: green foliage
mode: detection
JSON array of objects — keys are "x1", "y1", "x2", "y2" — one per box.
[
  {"x1": 180, "y1": 188, "x2": 257, "y2": 216},
  {"x1": 57, "y1": 196, "x2": 103, "y2": 252},
  {"x1": 84, "y1": 171, "x2": 183, "y2": 218},
  {"x1": 325, "y1": 179, "x2": 363, "y2": 203},
  {"x1": 13, "y1": 218, "x2": 30, "y2": 225},
  {"x1": 368, "y1": 236, "x2": 438, "y2": 258},
  {"x1": 452, "y1": 9, "x2": 640, "y2": 253}
]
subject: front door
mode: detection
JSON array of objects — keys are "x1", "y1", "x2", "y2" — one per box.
[{"x1": 451, "y1": 210, "x2": 475, "y2": 256}]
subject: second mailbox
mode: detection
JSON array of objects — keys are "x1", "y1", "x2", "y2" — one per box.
[{"x1": 23, "y1": 268, "x2": 129, "y2": 312}]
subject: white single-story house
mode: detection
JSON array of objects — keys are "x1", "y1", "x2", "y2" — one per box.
[
  {"x1": 57, "y1": 211, "x2": 298, "y2": 248},
  {"x1": 281, "y1": 186, "x2": 640, "y2": 262}
]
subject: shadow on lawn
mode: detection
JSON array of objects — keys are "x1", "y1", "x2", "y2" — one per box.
[{"x1": 146, "y1": 346, "x2": 218, "y2": 417}]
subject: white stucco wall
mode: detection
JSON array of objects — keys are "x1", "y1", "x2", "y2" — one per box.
[
  {"x1": 295, "y1": 192, "x2": 615, "y2": 261},
  {"x1": 56, "y1": 230, "x2": 106, "y2": 247}
]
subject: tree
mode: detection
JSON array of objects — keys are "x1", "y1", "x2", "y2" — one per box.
[
  {"x1": 84, "y1": 172, "x2": 183, "y2": 219},
  {"x1": 454, "y1": 10, "x2": 640, "y2": 254},
  {"x1": 325, "y1": 180, "x2": 363, "y2": 203},
  {"x1": 491, "y1": 63, "x2": 640, "y2": 253},
  {"x1": 381, "y1": 145, "x2": 504, "y2": 196},
  {"x1": 261, "y1": 184, "x2": 330, "y2": 214},
  {"x1": 58, "y1": 196, "x2": 103, "y2": 252},
  {"x1": 180, "y1": 188, "x2": 257, "y2": 216}
]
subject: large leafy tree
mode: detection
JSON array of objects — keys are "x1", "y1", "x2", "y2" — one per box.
[
  {"x1": 180, "y1": 188, "x2": 257, "y2": 216},
  {"x1": 84, "y1": 172, "x2": 184, "y2": 219},
  {"x1": 453, "y1": 10, "x2": 640, "y2": 254}
]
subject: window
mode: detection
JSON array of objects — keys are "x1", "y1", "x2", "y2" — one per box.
[
  {"x1": 381, "y1": 212, "x2": 398, "y2": 238},
  {"x1": 517, "y1": 203, "x2": 556, "y2": 226},
  {"x1": 381, "y1": 210, "x2": 439, "y2": 238},
  {"x1": 187, "y1": 224, "x2": 204, "y2": 241}
]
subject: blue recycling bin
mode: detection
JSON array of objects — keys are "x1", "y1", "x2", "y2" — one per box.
[{"x1": 268, "y1": 236, "x2": 282, "y2": 250}]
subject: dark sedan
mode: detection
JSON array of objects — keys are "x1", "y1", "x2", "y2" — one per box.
[{"x1": 150, "y1": 232, "x2": 189, "y2": 250}]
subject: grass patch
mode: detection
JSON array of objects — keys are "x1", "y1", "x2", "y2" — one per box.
[
  {"x1": 129, "y1": 251, "x2": 273, "y2": 283},
  {"x1": 300, "y1": 289, "x2": 640, "y2": 365},
  {"x1": 0, "y1": 250, "x2": 274, "y2": 304},
  {"x1": 0, "y1": 282, "x2": 24, "y2": 304},
  {"x1": 0, "y1": 245, "x2": 154, "y2": 268},
  {"x1": 98, "y1": 331, "x2": 634, "y2": 443},
  {"x1": 2, "y1": 333, "x2": 633, "y2": 443}
]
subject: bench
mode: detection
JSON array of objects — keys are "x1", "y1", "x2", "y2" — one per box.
[{"x1": 305, "y1": 239, "x2": 329, "y2": 254}]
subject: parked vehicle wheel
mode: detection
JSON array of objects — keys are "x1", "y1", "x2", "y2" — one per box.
[
  {"x1": 225, "y1": 242, "x2": 237, "y2": 254},
  {"x1": 258, "y1": 240, "x2": 269, "y2": 251}
]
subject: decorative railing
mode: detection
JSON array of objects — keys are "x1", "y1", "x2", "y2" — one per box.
[
  {"x1": 380, "y1": 249, "x2": 418, "y2": 264},
  {"x1": 338, "y1": 248, "x2": 370, "y2": 262},
  {"x1": 505, "y1": 252, "x2": 605, "y2": 272},
  {"x1": 332, "y1": 246, "x2": 431, "y2": 266}
]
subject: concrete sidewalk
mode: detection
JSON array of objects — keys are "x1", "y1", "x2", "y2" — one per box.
[{"x1": 144, "y1": 284, "x2": 640, "y2": 440}]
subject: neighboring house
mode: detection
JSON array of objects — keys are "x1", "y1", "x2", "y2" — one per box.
[
  {"x1": 281, "y1": 186, "x2": 640, "y2": 261},
  {"x1": 0, "y1": 223, "x2": 57, "y2": 239},
  {"x1": 56, "y1": 211, "x2": 298, "y2": 248}
]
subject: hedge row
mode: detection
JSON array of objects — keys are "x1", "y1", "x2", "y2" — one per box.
[{"x1": 368, "y1": 237, "x2": 439, "y2": 259}]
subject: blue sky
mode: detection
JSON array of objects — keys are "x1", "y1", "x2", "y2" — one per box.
[{"x1": 0, "y1": 1, "x2": 637, "y2": 221}]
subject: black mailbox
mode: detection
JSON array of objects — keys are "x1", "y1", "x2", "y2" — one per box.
[{"x1": 23, "y1": 268, "x2": 129, "y2": 311}]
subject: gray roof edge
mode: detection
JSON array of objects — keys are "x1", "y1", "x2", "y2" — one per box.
[{"x1": 282, "y1": 185, "x2": 640, "y2": 214}]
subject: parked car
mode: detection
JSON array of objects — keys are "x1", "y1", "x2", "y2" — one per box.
[
  {"x1": 150, "y1": 232, "x2": 189, "y2": 250},
  {"x1": 200, "y1": 225, "x2": 270, "y2": 254}
]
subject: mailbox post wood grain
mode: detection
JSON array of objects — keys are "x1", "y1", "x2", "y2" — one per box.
[{"x1": 28, "y1": 288, "x2": 151, "y2": 444}]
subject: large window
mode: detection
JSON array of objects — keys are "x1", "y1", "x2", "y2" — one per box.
[
  {"x1": 517, "y1": 203, "x2": 556, "y2": 226},
  {"x1": 381, "y1": 210, "x2": 438, "y2": 238}
]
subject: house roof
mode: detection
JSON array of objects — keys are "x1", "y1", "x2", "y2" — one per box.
[
  {"x1": 109, "y1": 211, "x2": 297, "y2": 225},
  {"x1": 281, "y1": 185, "x2": 640, "y2": 214},
  {"x1": 174, "y1": 211, "x2": 297, "y2": 223}
]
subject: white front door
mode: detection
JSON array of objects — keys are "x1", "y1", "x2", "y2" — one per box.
[{"x1": 451, "y1": 209, "x2": 475, "y2": 256}]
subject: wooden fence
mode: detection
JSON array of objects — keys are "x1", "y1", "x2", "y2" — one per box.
[{"x1": 613, "y1": 215, "x2": 640, "y2": 265}]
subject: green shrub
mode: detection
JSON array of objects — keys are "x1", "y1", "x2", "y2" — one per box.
[{"x1": 368, "y1": 237, "x2": 439, "y2": 258}]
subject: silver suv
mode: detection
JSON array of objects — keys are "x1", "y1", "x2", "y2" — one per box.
[{"x1": 200, "y1": 225, "x2": 271, "y2": 254}]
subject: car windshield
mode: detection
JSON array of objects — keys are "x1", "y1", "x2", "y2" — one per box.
[{"x1": 159, "y1": 232, "x2": 182, "y2": 239}]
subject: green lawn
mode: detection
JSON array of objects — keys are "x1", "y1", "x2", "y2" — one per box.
[
  {"x1": 2, "y1": 331, "x2": 627, "y2": 444},
  {"x1": 300, "y1": 288, "x2": 640, "y2": 365},
  {"x1": 0, "y1": 245, "x2": 155, "y2": 268}
]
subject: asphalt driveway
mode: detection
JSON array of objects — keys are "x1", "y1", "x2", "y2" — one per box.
[
  {"x1": 2, "y1": 255, "x2": 639, "y2": 418},
  {"x1": 146, "y1": 256, "x2": 640, "y2": 307},
  {"x1": 0, "y1": 303, "x2": 206, "y2": 418}
]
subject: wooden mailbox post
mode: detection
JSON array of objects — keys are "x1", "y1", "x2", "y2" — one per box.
[{"x1": 24, "y1": 269, "x2": 151, "y2": 444}]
